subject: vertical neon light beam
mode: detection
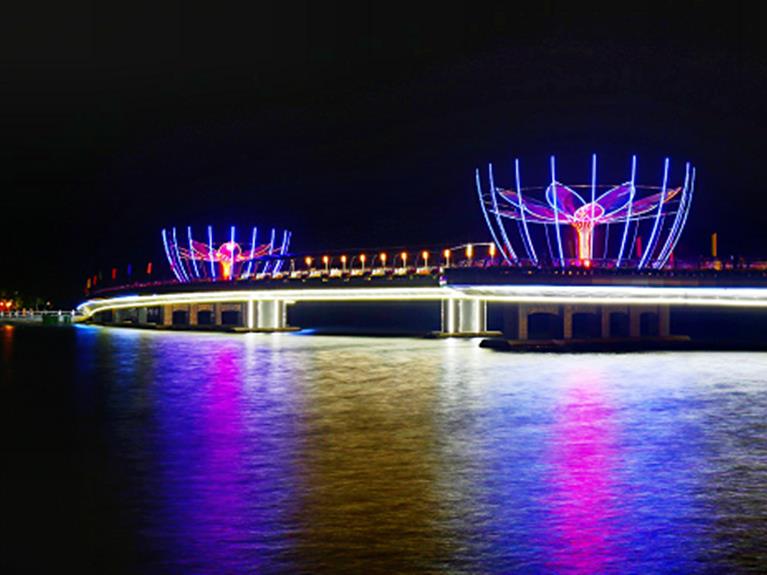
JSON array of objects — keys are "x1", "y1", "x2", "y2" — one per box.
[
  {"x1": 550, "y1": 156, "x2": 565, "y2": 267},
  {"x1": 230, "y1": 226, "x2": 236, "y2": 280},
  {"x1": 162, "y1": 228, "x2": 183, "y2": 282},
  {"x1": 171, "y1": 227, "x2": 190, "y2": 282},
  {"x1": 616, "y1": 155, "x2": 637, "y2": 268},
  {"x1": 489, "y1": 164, "x2": 517, "y2": 263},
  {"x1": 639, "y1": 157, "x2": 670, "y2": 269},
  {"x1": 515, "y1": 158, "x2": 538, "y2": 265},
  {"x1": 187, "y1": 226, "x2": 201, "y2": 279},
  {"x1": 590, "y1": 153, "x2": 597, "y2": 260},
  {"x1": 274, "y1": 229, "x2": 290, "y2": 273},
  {"x1": 263, "y1": 228, "x2": 276, "y2": 273},
  {"x1": 655, "y1": 162, "x2": 691, "y2": 268},
  {"x1": 243, "y1": 226, "x2": 258, "y2": 279},
  {"x1": 208, "y1": 225, "x2": 217, "y2": 279},
  {"x1": 659, "y1": 165, "x2": 696, "y2": 268},
  {"x1": 475, "y1": 168, "x2": 510, "y2": 264}
]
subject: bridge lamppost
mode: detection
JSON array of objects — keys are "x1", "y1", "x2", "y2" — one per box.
[
  {"x1": 341, "y1": 254, "x2": 347, "y2": 273},
  {"x1": 466, "y1": 244, "x2": 474, "y2": 266},
  {"x1": 380, "y1": 252, "x2": 387, "y2": 271},
  {"x1": 422, "y1": 250, "x2": 429, "y2": 271},
  {"x1": 400, "y1": 251, "x2": 408, "y2": 270},
  {"x1": 489, "y1": 243, "x2": 496, "y2": 264},
  {"x1": 322, "y1": 255, "x2": 330, "y2": 274},
  {"x1": 305, "y1": 256, "x2": 313, "y2": 271},
  {"x1": 443, "y1": 248, "x2": 451, "y2": 269},
  {"x1": 360, "y1": 253, "x2": 366, "y2": 273}
]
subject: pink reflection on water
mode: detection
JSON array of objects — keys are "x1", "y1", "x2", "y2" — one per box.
[
  {"x1": 193, "y1": 345, "x2": 248, "y2": 560},
  {"x1": 543, "y1": 368, "x2": 624, "y2": 573}
]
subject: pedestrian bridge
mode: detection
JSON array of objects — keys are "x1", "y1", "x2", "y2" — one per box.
[{"x1": 77, "y1": 267, "x2": 767, "y2": 339}]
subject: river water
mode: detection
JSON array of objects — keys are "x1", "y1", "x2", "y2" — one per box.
[{"x1": 2, "y1": 324, "x2": 767, "y2": 573}]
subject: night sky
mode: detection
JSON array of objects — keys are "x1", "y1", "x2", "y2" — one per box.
[{"x1": 3, "y1": 2, "x2": 766, "y2": 305}]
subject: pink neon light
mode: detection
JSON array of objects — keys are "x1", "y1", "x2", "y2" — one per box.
[
  {"x1": 500, "y1": 183, "x2": 682, "y2": 261},
  {"x1": 543, "y1": 371, "x2": 624, "y2": 573}
]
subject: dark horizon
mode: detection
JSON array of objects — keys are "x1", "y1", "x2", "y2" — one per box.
[{"x1": 3, "y1": 2, "x2": 767, "y2": 305}]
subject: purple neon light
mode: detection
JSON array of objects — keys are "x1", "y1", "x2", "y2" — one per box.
[
  {"x1": 488, "y1": 164, "x2": 517, "y2": 262},
  {"x1": 516, "y1": 158, "x2": 538, "y2": 264},
  {"x1": 187, "y1": 226, "x2": 201, "y2": 279},
  {"x1": 638, "y1": 158, "x2": 670, "y2": 269},
  {"x1": 171, "y1": 227, "x2": 190, "y2": 282},
  {"x1": 476, "y1": 168, "x2": 509, "y2": 264},
  {"x1": 162, "y1": 229, "x2": 183, "y2": 282},
  {"x1": 208, "y1": 225, "x2": 217, "y2": 279},
  {"x1": 477, "y1": 155, "x2": 694, "y2": 269}
]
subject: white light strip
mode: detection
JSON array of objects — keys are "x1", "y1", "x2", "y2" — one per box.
[{"x1": 77, "y1": 283, "x2": 767, "y2": 318}]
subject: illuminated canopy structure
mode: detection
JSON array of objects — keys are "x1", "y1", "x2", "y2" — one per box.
[
  {"x1": 162, "y1": 225, "x2": 292, "y2": 282},
  {"x1": 476, "y1": 155, "x2": 695, "y2": 269}
]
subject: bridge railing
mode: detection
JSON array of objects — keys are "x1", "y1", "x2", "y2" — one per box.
[{"x1": 85, "y1": 242, "x2": 767, "y2": 297}]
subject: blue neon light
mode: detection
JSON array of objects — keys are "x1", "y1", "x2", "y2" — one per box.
[
  {"x1": 476, "y1": 167, "x2": 511, "y2": 264},
  {"x1": 658, "y1": 165, "x2": 695, "y2": 268},
  {"x1": 639, "y1": 157, "x2": 670, "y2": 269},
  {"x1": 515, "y1": 158, "x2": 537, "y2": 265},
  {"x1": 488, "y1": 164, "x2": 518, "y2": 263},
  {"x1": 274, "y1": 229, "x2": 290, "y2": 273},
  {"x1": 208, "y1": 225, "x2": 217, "y2": 279},
  {"x1": 162, "y1": 229, "x2": 183, "y2": 282},
  {"x1": 187, "y1": 226, "x2": 200, "y2": 279},
  {"x1": 549, "y1": 156, "x2": 565, "y2": 267},
  {"x1": 244, "y1": 226, "x2": 258, "y2": 279},
  {"x1": 617, "y1": 155, "x2": 637, "y2": 268},
  {"x1": 654, "y1": 162, "x2": 690, "y2": 268},
  {"x1": 171, "y1": 227, "x2": 190, "y2": 282}
]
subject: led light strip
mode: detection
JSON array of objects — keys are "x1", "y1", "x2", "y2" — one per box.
[
  {"x1": 549, "y1": 156, "x2": 565, "y2": 267},
  {"x1": 476, "y1": 167, "x2": 510, "y2": 264},
  {"x1": 515, "y1": 158, "x2": 537, "y2": 265},
  {"x1": 488, "y1": 164, "x2": 517, "y2": 263},
  {"x1": 639, "y1": 157, "x2": 670, "y2": 269},
  {"x1": 77, "y1": 283, "x2": 767, "y2": 318},
  {"x1": 616, "y1": 155, "x2": 637, "y2": 268}
]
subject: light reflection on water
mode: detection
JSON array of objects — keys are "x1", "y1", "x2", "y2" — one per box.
[{"x1": 4, "y1": 325, "x2": 767, "y2": 573}]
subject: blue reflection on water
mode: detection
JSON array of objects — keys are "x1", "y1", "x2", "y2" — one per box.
[{"x1": 56, "y1": 328, "x2": 767, "y2": 573}]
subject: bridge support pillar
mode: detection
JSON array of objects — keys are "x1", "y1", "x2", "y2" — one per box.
[
  {"x1": 137, "y1": 307, "x2": 148, "y2": 325},
  {"x1": 658, "y1": 305, "x2": 670, "y2": 337},
  {"x1": 214, "y1": 304, "x2": 223, "y2": 326},
  {"x1": 162, "y1": 305, "x2": 173, "y2": 327},
  {"x1": 563, "y1": 305, "x2": 574, "y2": 340},
  {"x1": 189, "y1": 304, "x2": 198, "y2": 326},
  {"x1": 629, "y1": 308, "x2": 642, "y2": 338},
  {"x1": 248, "y1": 299, "x2": 292, "y2": 331},
  {"x1": 600, "y1": 306, "x2": 611, "y2": 338},
  {"x1": 440, "y1": 298, "x2": 489, "y2": 337}
]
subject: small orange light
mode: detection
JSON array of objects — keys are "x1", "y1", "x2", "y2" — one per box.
[
  {"x1": 466, "y1": 244, "x2": 474, "y2": 258},
  {"x1": 322, "y1": 255, "x2": 329, "y2": 265},
  {"x1": 443, "y1": 249, "x2": 450, "y2": 259},
  {"x1": 400, "y1": 251, "x2": 407, "y2": 263},
  {"x1": 583, "y1": 259, "x2": 592, "y2": 268},
  {"x1": 340, "y1": 255, "x2": 347, "y2": 264},
  {"x1": 380, "y1": 252, "x2": 387, "y2": 263},
  {"x1": 489, "y1": 244, "x2": 496, "y2": 257},
  {"x1": 305, "y1": 256, "x2": 313, "y2": 267},
  {"x1": 422, "y1": 250, "x2": 429, "y2": 261}
]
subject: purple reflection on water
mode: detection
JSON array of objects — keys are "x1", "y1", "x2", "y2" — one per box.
[
  {"x1": 543, "y1": 369, "x2": 625, "y2": 573},
  {"x1": 119, "y1": 333, "x2": 302, "y2": 572}
]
